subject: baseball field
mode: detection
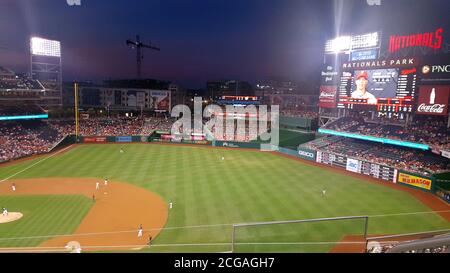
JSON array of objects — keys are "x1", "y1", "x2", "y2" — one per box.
[{"x1": 0, "y1": 143, "x2": 449, "y2": 253}]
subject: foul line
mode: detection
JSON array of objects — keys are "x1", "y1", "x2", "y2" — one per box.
[
  {"x1": 0, "y1": 145, "x2": 73, "y2": 183},
  {"x1": 0, "y1": 210, "x2": 448, "y2": 242}
]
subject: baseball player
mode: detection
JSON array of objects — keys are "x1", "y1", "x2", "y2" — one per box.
[
  {"x1": 92, "y1": 194, "x2": 96, "y2": 202},
  {"x1": 221, "y1": 156, "x2": 225, "y2": 161},
  {"x1": 2, "y1": 207, "x2": 8, "y2": 217},
  {"x1": 322, "y1": 189, "x2": 327, "y2": 197},
  {"x1": 96, "y1": 182, "x2": 100, "y2": 190},
  {"x1": 104, "y1": 178, "x2": 108, "y2": 186},
  {"x1": 11, "y1": 183, "x2": 16, "y2": 192},
  {"x1": 120, "y1": 147, "x2": 124, "y2": 153},
  {"x1": 138, "y1": 224, "x2": 143, "y2": 238},
  {"x1": 169, "y1": 201, "x2": 173, "y2": 209}
]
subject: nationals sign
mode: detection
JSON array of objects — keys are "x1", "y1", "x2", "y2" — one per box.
[
  {"x1": 416, "y1": 86, "x2": 450, "y2": 115},
  {"x1": 389, "y1": 28, "x2": 443, "y2": 53}
]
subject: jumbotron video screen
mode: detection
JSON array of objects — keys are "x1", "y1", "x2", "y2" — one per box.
[{"x1": 337, "y1": 65, "x2": 417, "y2": 113}]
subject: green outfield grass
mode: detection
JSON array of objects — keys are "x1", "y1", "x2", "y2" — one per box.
[
  {"x1": 0, "y1": 195, "x2": 92, "y2": 248},
  {"x1": 0, "y1": 144, "x2": 448, "y2": 252}
]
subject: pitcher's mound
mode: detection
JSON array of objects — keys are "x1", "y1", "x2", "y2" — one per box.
[{"x1": 0, "y1": 212, "x2": 23, "y2": 224}]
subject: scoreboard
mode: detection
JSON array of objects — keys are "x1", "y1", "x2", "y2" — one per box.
[
  {"x1": 337, "y1": 66, "x2": 418, "y2": 113},
  {"x1": 215, "y1": 96, "x2": 261, "y2": 106}
]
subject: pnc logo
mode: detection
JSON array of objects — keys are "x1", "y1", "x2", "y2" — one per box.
[{"x1": 422, "y1": 64, "x2": 450, "y2": 74}]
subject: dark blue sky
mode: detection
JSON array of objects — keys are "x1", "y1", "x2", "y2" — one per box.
[{"x1": 0, "y1": 0, "x2": 449, "y2": 88}]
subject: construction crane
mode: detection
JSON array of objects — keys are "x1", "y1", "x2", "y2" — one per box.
[{"x1": 126, "y1": 35, "x2": 160, "y2": 79}]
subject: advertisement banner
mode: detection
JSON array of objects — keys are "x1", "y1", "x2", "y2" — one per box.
[
  {"x1": 441, "y1": 150, "x2": 450, "y2": 159},
  {"x1": 116, "y1": 136, "x2": 132, "y2": 143},
  {"x1": 84, "y1": 137, "x2": 107, "y2": 143},
  {"x1": 419, "y1": 54, "x2": 450, "y2": 84},
  {"x1": 150, "y1": 90, "x2": 171, "y2": 112},
  {"x1": 297, "y1": 147, "x2": 317, "y2": 161},
  {"x1": 213, "y1": 141, "x2": 260, "y2": 149},
  {"x1": 397, "y1": 172, "x2": 432, "y2": 190},
  {"x1": 319, "y1": 85, "x2": 337, "y2": 108},
  {"x1": 181, "y1": 140, "x2": 210, "y2": 145},
  {"x1": 321, "y1": 64, "x2": 339, "y2": 85},
  {"x1": 351, "y1": 49, "x2": 378, "y2": 61},
  {"x1": 416, "y1": 86, "x2": 450, "y2": 115},
  {"x1": 161, "y1": 134, "x2": 174, "y2": 140},
  {"x1": 346, "y1": 158, "x2": 360, "y2": 173}
]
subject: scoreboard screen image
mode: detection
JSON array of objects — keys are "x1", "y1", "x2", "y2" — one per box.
[
  {"x1": 337, "y1": 67, "x2": 417, "y2": 113},
  {"x1": 352, "y1": 69, "x2": 398, "y2": 99}
]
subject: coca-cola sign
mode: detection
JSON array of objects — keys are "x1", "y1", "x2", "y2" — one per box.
[
  {"x1": 417, "y1": 103, "x2": 445, "y2": 113},
  {"x1": 416, "y1": 86, "x2": 450, "y2": 116}
]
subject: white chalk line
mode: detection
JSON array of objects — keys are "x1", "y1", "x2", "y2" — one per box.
[
  {"x1": 0, "y1": 210, "x2": 448, "y2": 242},
  {"x1": 0, "y1": 240, "x2": 422, "y2": 253},
  {"x1": 0, "y1": 145, "x2": 74, "y2": 183}
]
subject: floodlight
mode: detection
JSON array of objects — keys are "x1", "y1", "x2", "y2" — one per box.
[
  {"x1": 325, "y1": 36, "x2": 351, "y2": 53},
  {"x1": 30, "y1": 37, "x2": 61, "y2": 57},
  {"x1": 352, "y1": 32, "x2": 379, "y2": 50}
]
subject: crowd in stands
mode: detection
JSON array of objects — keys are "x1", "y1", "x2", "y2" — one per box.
[
  {"x1": 368, "y1": 243, "x2": 448, "y2": 253},
  {"x1": 0, "y1": 71, "x2": 43, "y2": 90},
  {"x1": 323, "y1": 116, "x2": 450, "y2": 150},
  {"x1": 0, "y1": 121, "x2": 63, "y2": 162},
  {"x1": 0, "y1": 116, "x2": 174, "y2": 162},
  {"x1": 301, "y1": 136, "x2": 450, "y2": 175}
]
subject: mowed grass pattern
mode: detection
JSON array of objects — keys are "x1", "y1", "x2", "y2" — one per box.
[
  {"x1": 0, "y1": 144, "x2": 448, "y2": 252},
  {"x1": 0, "y1": 195, "x2": 92, "y2": 248}
]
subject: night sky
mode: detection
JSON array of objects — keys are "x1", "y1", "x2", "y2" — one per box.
[{"x1": 0, "y1": 0, "x2": 449, "y2": 88}]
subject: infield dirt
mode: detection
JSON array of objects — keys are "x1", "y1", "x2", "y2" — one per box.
[{"x1": 0, "y1": 178, "x2": 168, "y2": 251}]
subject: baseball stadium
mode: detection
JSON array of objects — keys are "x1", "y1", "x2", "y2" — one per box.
[{"x1": 0, "y1": 1, "x2": 450, "y2": 254}]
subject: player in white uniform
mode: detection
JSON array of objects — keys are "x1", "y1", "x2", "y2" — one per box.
[
  {"x1": 104, "y1": 178, "x2": 108, "y2": 186},
  {"x1": 11, "y1": 183, "x2": 16, "y2": 192},
  {"x1": 138, "y1": 224, "x2": 143, "y2": 238},
  {"x1": 322, "y1": 189, "x2": 326, "y2": 197},
  {"x1": 169, "y1": 202, "x2": 173, "y2": 209},
  {"x1": 96, "y1": 182, "x2": 100, "y2": 190},
  {"x1": 2, "y1": 207, "x2": 8, "y2": 216}
]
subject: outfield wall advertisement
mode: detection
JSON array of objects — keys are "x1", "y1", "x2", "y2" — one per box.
[
  {"x1": 116, "y1": 136, "x2": 132, "y2": 143},
  {"x1": 297, "y1": 147, "x2": 317, "y2": 161},
  {"x1": 317, "y1": 151, "x2": 398, "y2": 182},
  {"x1": 397, "y1": 172, "x2": 432, "y2": 191},
  {"x1": 346, "y1": 158, "x2": 360, "y2": 173},
  {"x1": 213, "y1": 141, "x2": 261, "y2": 149},
  {"x1": 83, "y1": 137, "x2": 107, "y2": 143}
]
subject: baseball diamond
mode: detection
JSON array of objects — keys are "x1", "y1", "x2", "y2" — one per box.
[
  {"x1": 1, "y1": 0, "x2": 450, "y2": 257},
  {"x1": 0, "y1": 143, "x2": 448, "y2": 253}
]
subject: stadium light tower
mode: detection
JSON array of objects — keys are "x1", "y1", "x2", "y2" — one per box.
[
  {"x1": 126, "y1": 35, "x2": 160, "y2": 79},
  {"x1": 30, "y1": 37, "x2": 63, "y2": 106}
]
